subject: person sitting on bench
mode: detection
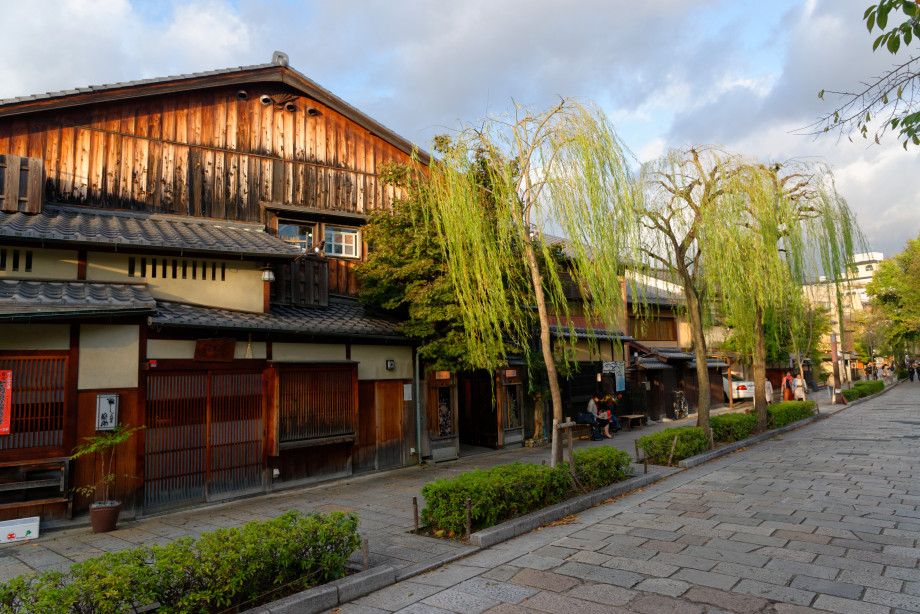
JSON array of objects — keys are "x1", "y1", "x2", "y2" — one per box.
[{"x1": 588, "y1": 394, "x2": 614, "y2": 439}]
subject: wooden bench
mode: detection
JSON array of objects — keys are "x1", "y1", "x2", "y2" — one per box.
[
  {"x1": 620, "y1": 414, "x2": 646, "y2": 429},
  {"x1": 0, "y1": 457, "x2": 72, "y2": 518}
]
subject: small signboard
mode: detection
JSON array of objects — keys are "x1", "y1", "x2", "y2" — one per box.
[
  {"x1": 95, "y1": 393, "x2": 119, "y2": 431},
  {"x1": 403, "y1": 384, "x2": 413, "y2": 401},
  {"x1": 0, "y1": 517, "x2": 39, "y2": 544},
  {"x1": 0, "y1": 370, "x2": 10, "y2": 436},
  {"x1": 194, "y1": 338, "x2": 236, "y2": 362},
  {"x1": 610, "y1": 361, "x2": 627, "y2": 392}
]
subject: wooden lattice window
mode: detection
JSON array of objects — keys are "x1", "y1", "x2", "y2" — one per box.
[
  {"x1": 0, "y1": 356, "x2": 68, "y2": 451},
  {"x1": 278, "y1": 365, "x2": 356, "y2": 443}
]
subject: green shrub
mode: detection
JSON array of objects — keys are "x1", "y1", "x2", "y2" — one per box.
[
  {"x1": 841, "y1": 388, "x2": 863, "y2": 402},
  {"x1": 853, "y1": 380, "x2": 884, "y2": 396},
  {"x1": 572, "y1": 446, "x2": 633, "y2": 490},
  {"x1": 0, "y1": 511, "x2": 360, "y2": 614},
  {"x1": 897, "y1": 368, "x2": 908, "y2": 379},
  {"x1": 710, "y1": 413, "x2": 757, "y2": 443},
  {"x1": 767, "y1": 401, "x2": 816, "y2": 427},
  {"x1": 637, "y1": 427, "x2": 709, "y2": 466},
  {"x1": 421, "y1": 462, "x2": 572, "y2": 534}
]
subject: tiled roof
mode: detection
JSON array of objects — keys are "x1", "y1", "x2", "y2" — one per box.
[
  {"x1": 637, "y1": 357, "x2": 673, "y2": 370},
  {"x1": 549, "y1": 325, "x2": 632, "y2": 342},
  {"x1": 651, "y1": 347, "x2": 694, "y2": 360},
  {"x1": 151, "y1": 299, "x2": 405, "y2": 340},
  {"x1": 0, "y1": 280, "x2": 156, "y2": 319},
  {"x1": 626, "y1": 282, "x2": 683, "y2": 305},
  {"x1": 689, "y1": 359, "x2": 729, "y2": 369},
  {"x1": 0, "y1": 205, "x2": 301, "y2": 258}
]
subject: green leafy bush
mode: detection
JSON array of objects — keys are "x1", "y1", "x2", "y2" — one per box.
[
  {"x1": 767, "y1": 401, "x2": 816, "y2": 428},
  {"x1": 897, "y1": 368, "x2": 908, "y2": 379},
  {"x1": 841, "y1": 388, "x2": 863, "y2": 401},
  {"x1": 421, "y1": 462, "x2": 571, "y2": 534},
  {"x1": 572, "y1": 446, "x2": 633, "y2": 490},
  {"x1": 637, "y1": 427, "x2": 709, "y2": 466},
  {"x1": 0, "y1": 511, "x2": 360, "y2": 614},
  {"x1": 710, "y1": 413, "x2": 757, "y2": 443},
  {"x1": 853, "y1": 380, "x2": 884, "y2": 396}
]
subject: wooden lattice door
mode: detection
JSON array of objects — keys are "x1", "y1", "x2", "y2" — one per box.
[{"x1": 145, "y1": 370, "x2": 265, "y2": 510}]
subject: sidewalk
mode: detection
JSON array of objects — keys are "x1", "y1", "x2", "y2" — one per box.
[{"x1": 0, "y1": 394, "x2": 837, "y2": 583}]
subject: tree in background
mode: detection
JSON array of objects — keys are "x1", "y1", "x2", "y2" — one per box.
[
  {"x1": 421, "y1": 100, "x2": 638, "y2": 466},
  {"x1": 810, "y1": 0, "x2": 920, "y2": 148},
  {"x1": 705, "y1": 159, "x2": 861, "y2": 431},
  {"x1": 866, "y1": 233, "x2": 920, "y2": 347}
]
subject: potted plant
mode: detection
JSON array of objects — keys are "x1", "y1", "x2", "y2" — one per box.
[{"x1": 71, "y1": 423, "x2": 144, "y2": 533}]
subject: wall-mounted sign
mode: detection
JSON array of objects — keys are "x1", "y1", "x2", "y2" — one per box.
[
  {"x1": 95, "y1": 394, "x2": 119, "y2": 431},
  {"x1": 435, "y1": 371, "x2": 451, "y2": 380},
  {"x1": 194, "y1": 338, "x2": 236, "y2": 362},
  {"x1": 603, "y1": 361, "x2": 626, "y2": 391},
  {"x1": 403, "y1": 384, "x2": 413, "y2": 401},
  {"x1": 0, "y1": 370, "x2": 10, "y2": 436},
  {"x1": 385, "y1": 359, "x2": 396, "y2": 371}
]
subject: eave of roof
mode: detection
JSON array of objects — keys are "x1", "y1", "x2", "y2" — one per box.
[
  {"x1": 0, "y1": 204, "x2": 302, "y2": 259},
  {"x1": 0, "y1": 279, "x2": 157, "y2": 321},
  {"x1": 548, "y1": 325, "x2": 633, "y2": 342},
  {"x1": 0, "y1": 60, "x2": 430, "y2": 165}
]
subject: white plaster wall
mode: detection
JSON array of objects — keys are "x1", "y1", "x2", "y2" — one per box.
[
  {"x1": 78, "y1": 325, "x2": 139, "y2": 390},
  {"x1": 271, "y1": 343, "x2": 346, "y2": 362},
  {"x1": 351, "y1": 345, "x2": 413, "y2": 380},
  {"x1": 0, "y1": 248, "x2": 78, "y2": 279},
  {"x1": 146, "y1": 339, "x2": 267, "y2": 360}
]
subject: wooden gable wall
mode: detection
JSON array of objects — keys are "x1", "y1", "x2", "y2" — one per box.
[{"x1": 0, "y1": 84, "x2": 415, "y2": 294}]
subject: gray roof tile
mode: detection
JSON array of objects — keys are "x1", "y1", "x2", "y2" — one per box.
[
  {"x1": 0, "y1": 205, "x2": 301, "y2": 258},
  {"x1": 152, "y1": 299, "x2": 405, "y2": 340},
  {"x1": 549, "y1": 325, "x2": 631, "y2": 342},
  {"x1": 0, "y1": 280, "x2": 156, "y2": 318}
]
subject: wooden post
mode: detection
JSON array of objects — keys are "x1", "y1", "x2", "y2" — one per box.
[
  {"x1": 567, "y1": 425, "x2": 575, "y2": 474},
  {"x1": 412, "y1": 497, "x2": 419, "y2": 533},
  {"x1": 362, "y1": 538, "x2": 369, "y2": 570},
  {"x1": 634, "y1": 440, "x2": 640, "y2": 463},
  {"x1": 644, "y1": 458, "x2": 648, "y2": 474},
  {"x1": 465, "y1": 498, "x2": 472, "y2": 538},
  {"x1": 551, "y1": 419, "x2": 558, "y2": 467}
]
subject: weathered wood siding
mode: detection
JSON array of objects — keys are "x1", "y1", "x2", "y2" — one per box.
[{"x1": 0, "y1": 86, "x2": 409, "y2": 220}]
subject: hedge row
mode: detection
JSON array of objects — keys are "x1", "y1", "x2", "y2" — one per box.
[
  {"x1": 637, "y1": 401, "x2": 817, "y2": 466},
  {"x1": 421, "y1": 447, "x2": 632, "y2": 534},
  {"x1": 853, "y1": 380, "x2": 885, "y2": 396},
  {"x1": 0, "y1": 511, "x2": 360, "y2": 614}
]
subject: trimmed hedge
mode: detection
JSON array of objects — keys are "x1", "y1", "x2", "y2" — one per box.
[
  {"x1": 0, "y1": 511, "x2": 360, "y2": 614},
  {"x1": 710, "y1": 412, "x2": 757, "y2": 443},
  {"x1": 853, "y1": 380, "x2": 884, "y2": 396},
  {"x1": 767, "y1": 401, "x2": 816, "y2": 428},
  {"x1": 637, "y1": 427, "x2": 709, "y2": 466},
  {"x1": 842, "y1": 388, "x2": 863, "y2": 401},
  {"x1": 421, "y1": 447, "x2": 633, "y2": 534}
]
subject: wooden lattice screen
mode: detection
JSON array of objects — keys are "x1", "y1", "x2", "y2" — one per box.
[
  {"x1": 278, "y1": 365, "x2": 356, "y2": 443},
  {"x1": 0, "y1": 356, "x2": 67, "y2": 451}
]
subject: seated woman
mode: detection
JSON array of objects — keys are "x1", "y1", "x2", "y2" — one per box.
[
  {"x1": 588, "y1": 394, "x2": 613, "y2": 439},
  {"x1": 601, "y1": 394, "x2": 623, "y2": 432}
]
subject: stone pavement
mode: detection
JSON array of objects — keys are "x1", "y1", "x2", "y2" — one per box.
[
  {"x1": 330, "y1": 382, "x2": 920, "y2": 614},
  {"x1": 0, "y1": 395, "x2": 720, "y2": 582}
]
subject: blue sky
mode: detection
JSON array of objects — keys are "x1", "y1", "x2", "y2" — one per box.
[{"x1": 1, "y1": 0, "x2": 918, "y2": 258}]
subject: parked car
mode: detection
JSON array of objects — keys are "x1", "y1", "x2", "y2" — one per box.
[{"x1": 723, "y1": 373, "x2": 755, "y2": 400}]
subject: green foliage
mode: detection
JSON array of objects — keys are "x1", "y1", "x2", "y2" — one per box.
[
  {"x1": 853, "y1": 380, "x2": 885, "y2": 395},
  {"x1": 766, "y1": 401, "x2": 816, "y2": 428},
  {"x1": 420, "y1": 448, "x2": 634, "y2": 534},
  {"x1": 842, "y1": 388, "x2": 864, "y2": 402},
  {"x1": 421, "y1": 462, "x2": 571, "y2": 535},
  {"x1": 0, "y1": 511, "x2": 360, "y2": 614},
  {"x1": 70, "y1": 423, "x2": 144, "y2": 503},
  {"x1": 866, "y1": 234, "x2": 920, "y2": 347},
  {"x1": 637, "y1": 427, "x2": 709, "y2": 466},
  {"x1": 897, "y1": 368, "x2": 909, "y2": 379},
  {"x1": 571, "y1": 446, "x2": 633, "y2": 490},
  {"x1": 709, "y1": 412, "x2": 758, "y2": 443}
]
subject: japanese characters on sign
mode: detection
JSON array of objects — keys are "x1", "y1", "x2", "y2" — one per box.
[
  {"x1": 95, "y1": 393, "x2": 119, "y2": 431},
  {"x1": 603, "y1": 361, "x2": 626, "y2": 392},
  {"x1": 0, "y1": 370, "x2": 10, "y2": 436}
]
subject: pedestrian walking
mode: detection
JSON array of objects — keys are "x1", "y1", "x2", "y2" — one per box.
[
  {"x1": 765, "y1": 378, "x2": 774, "y2": 406},
  {"x1": 827, "y1": 373, "x2": 836, "y2": 401},
  {"x1": 794, "y1": 373, "x2": 806, "y2": 401},
  {"x1": 909, "y1": 363, "x2": 916, "y2": 382},
  {"x1": 783, "y1": 371, "x2": 794, "y2": 401}
]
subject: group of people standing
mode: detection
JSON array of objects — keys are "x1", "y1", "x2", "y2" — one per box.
[{"x1": 781, "y1": 371, "x2": 807, "y2": 402}]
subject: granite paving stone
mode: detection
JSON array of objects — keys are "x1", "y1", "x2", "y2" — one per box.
[{"x1": 419, "y1": 588, "x2": 501, "y2": 614}]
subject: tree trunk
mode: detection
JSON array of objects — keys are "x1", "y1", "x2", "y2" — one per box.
[
  {"x1": 683, "y1": 280, "x2": 712, "y2": 445},
  {"x1": 752, "y1": 304, "x2": 768, "y2": 434},
  {"x1": 522, "y1": 239, "x2": 564, "y2": 466}
]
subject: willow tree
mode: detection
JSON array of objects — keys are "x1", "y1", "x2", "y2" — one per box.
[
  {"x1": 705, "y1": 160, "x2": 861, "y2": 431},
  {"x1": 422, "y1": 100, "x2": 638, "y2": 466}
]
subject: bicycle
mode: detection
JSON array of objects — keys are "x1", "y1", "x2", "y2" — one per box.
[{"x1": 673, "y1": 390, "x2": 689, "y2": 419}]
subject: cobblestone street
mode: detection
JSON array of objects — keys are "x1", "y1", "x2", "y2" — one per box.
[{"x1": 334, "y1": 382, "x2": 920, "y2": 614}]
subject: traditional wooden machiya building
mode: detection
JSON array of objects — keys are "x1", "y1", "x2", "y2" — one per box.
[{"x1": 0, "y1": 52, "x2": 425, "y2": 523}]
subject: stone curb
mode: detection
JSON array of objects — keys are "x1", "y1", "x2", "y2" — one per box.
[
  {"x1": 469, "y1": 470, "x2": 667, "y2": 549},
  {"x1": 395, "y1": 546, "x2": 480, "y2": 582},
  {"x1": 241, "y1": 565, "x2": 397, "y2": 614},
  {"x1": 678, "y1": 381, "x2": 901, "y2": 469}
]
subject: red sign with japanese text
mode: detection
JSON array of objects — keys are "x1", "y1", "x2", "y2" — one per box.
[{"x1": 0, "y1": 370, "x2": 10, "y2": 435}]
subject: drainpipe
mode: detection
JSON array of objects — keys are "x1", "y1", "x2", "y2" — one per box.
[{"x1": 415, "y1": 349, "x2": 422, "y2": 465}]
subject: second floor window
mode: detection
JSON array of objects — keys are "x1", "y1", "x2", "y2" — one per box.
[
  {"x1": 324, "y1": 226, "x2": 360, "y2": 258},
  {"x1": 278, "y1": 222, "x2": 316, "y2": 252}
]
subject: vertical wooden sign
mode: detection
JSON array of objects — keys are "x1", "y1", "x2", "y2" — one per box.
[{"x1": 0, "y1": 370, "x2": 11, "y2": 435}]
